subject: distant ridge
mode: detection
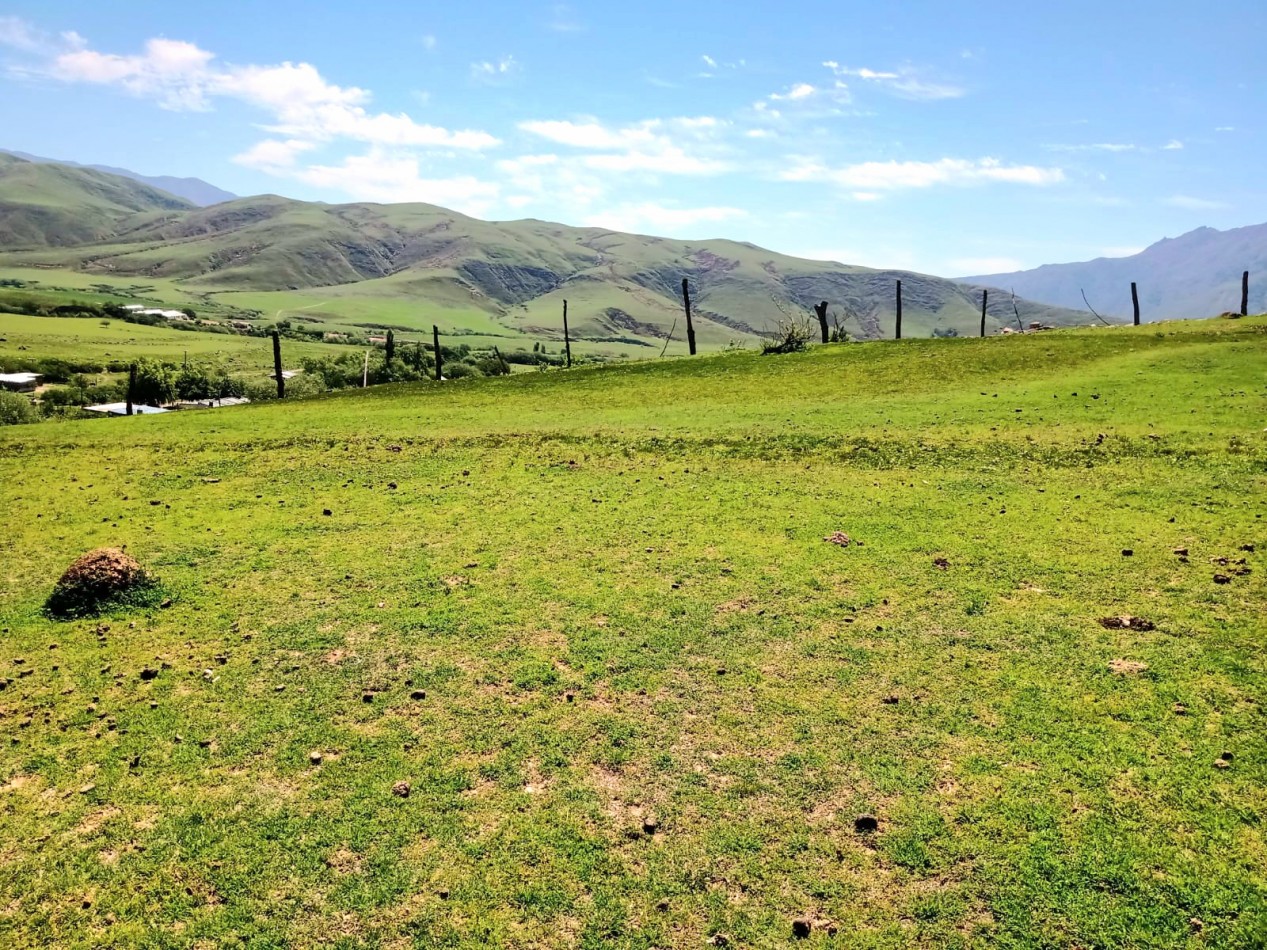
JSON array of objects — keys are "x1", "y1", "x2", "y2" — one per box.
[
  {"x1": 959, "y1": 223, "x2": 1267, "y2": 319},
  {"x1": 0, "y1": 156, "x2": 1101, "y2": 345},
  {"x1": 1, "y1": 148, "x2": 237, "y2": 207}
]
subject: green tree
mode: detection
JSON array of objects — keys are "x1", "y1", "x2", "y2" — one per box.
[
  {"x1": 0, "y1": 391, "x2": 38, "y2": 426},
  {"x1": 131, "y1": 359, "x2": 176, "y2": 406}
]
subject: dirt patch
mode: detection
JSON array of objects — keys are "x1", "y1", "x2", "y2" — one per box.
[
  {"x1": 823, "y1": 532, "x2": 851, "y2": 547},
  {"x1": 1109, "y1": 659, "x2": 1149, "y2": 675},
  {"x1": 45, "y1": 548, "x2": 162, "y2": 619},
  {"x1": 1098, "y1": 616, "x2": 1155, "y2": 631}
]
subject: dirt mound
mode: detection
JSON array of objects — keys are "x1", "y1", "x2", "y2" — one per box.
[{"x1": 45, "y1": 548, "x2": 161, "y2": 619}]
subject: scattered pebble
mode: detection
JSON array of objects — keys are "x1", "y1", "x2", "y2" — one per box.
[
  {"x1": 410, "y1": 690, "x2": 426, "y2": 700},
  {"x1": 854, "y1": 814, "x2": 879, "y2": 833},
  {"x1": 139, "y1": 668, "x2": 159, "y2": 681},
  {"x1": 823, "y1": 531, "x2": 851, "y2": 547},
  {"x1": 1121, "y1": 549, "x2": 1134, "y2": 557},
  {"x1": 642, "y1": 817, "x2": 659, "y2": 835},
  {"x1": 391, "y1": 780, "x2": 411, "y2": 798},
  {"x1": 792, "y1": 919, "x2": 813, "y2": 939},
  {"x1": 1213, "y1": 574, "x2": 1232, "y2": 585},
  {"x1": 309, "y1": 751, "x2": 323, "y2": 765}
]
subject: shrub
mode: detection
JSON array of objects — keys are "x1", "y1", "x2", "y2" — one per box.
[
  {"x1": 762, "y1": 315, "x2": 814, "y2": 355},
  {"x1": 0, "y1": 391, "x2": 39, "y2": 426}
]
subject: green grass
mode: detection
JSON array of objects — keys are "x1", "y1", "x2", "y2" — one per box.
[
  {"x1": 1, "y1": 317, "x2": 1264, "y2": 948},
  {"x1": 0, "y1": 312, "x2": 365, "y2": 378}
]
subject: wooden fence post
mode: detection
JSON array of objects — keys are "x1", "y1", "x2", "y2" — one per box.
[
  {"x1": 433, "y1": 325, "x2": 443, "y2": 381},
  {"x1": 271, "y1": 330, "x2": 285, "y2": 398},
  {"x1": 1131, "y1": 282, "x2": 1140, "y2": 326},
  {"x1": 813, "y1": 301, "x2": 829, "y2": 343},
  {"x1": 563, "y1": 299, "x2": 572, "y2": 368},
  {"x1": 895, "y1": 280, "x2": 903, "y2": 340},
  {"x1": 980, "y1": 289, "x2": 988, "y2": 338},
  {"x1": 1242, "y1": 270, "x2": 1250, "y2": 316},
  {"x1": 681, "y1": 278, "x2": 697, "y2": 355},
  {"x1": 126, "y1": 363, "x2": 135, "y2": 416}
]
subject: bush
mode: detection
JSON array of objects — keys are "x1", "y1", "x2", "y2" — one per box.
[
  {"x1": 0, "y1": 391, "x2": 39, "y2": 426},
  {"x1": 762, "y1": 315, "x2": 814, "y2": 355}
]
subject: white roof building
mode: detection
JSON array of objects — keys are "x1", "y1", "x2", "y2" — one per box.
[
  {"x1": 83, "y1": 403, "x2": 169, "y2": 417},
  {"x1": 0, "y1": 372, "x2": 42, "y2": 392}
]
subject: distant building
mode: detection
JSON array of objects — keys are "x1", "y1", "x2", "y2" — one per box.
[
  {"x1": 0, "y1": 372, "x2": 41, "y2": 392},
  {"x1": 83, "y1": 403, "x2": 169, "y2": 417},
  {"x1": 172, "y1": 397, "x2": 251, "y2": 410}
]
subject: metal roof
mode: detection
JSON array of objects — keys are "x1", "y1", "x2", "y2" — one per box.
[{"x1": 83, "y1": 403, "x2": 169, "y2": 416}]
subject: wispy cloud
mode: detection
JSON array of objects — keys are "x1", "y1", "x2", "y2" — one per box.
[
  {"x1": 518, "y1": 116, "x2": 731, "y2": 175},
  {"x1": 470, "y1": 55, "x2": 520, "y2": 84},
  {"x1": 547, "y1": 4, "x2": 584, "y2": 33},
  {"x1": 823, "y1": 61, "x2": 964, "y2": 100},
  {"x1": 781, "y1": 157, "x2": 1065, "y2": 190},
  {"x1": 420, "y1": 34, "x2": 438, "y2": 52},
  {"x1": 1162, "y1": 139, "x2": 1183, "y2": 150},
  {"x1": 701, "y1": 54, "x2": 717, "y2": 69},
  {"x1": 1045, "y1": 142, "x2": 1137, "y2": 152},
  {"x1": 1166, "y1": 194, "x2": 1227, "y2": 211}
]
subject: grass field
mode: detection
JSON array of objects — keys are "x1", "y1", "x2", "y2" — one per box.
[
  {"x1": 0, "y1": 313, "x2": 365, "y2": 378},
  {"x1": 1, "y1": 318, "x2": 1264, "y2": 948}
]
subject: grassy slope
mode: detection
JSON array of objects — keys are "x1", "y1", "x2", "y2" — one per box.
[
  {"x1": 0, "y1": 318, "x2": 1264, "y2": 948},
  {"x1": 0, "y1": 313, "x2": 364, "y2": 378},
  {"x1": 0, "y1": 159, "x2": 1099, "y2": 348}
]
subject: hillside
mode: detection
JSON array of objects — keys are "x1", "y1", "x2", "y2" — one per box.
[
  {"x1": 0, "y1": 159, "x2": 1097, "y2": 346},
  {"x1": 1, "y1": 318, "x2": 1263, "y2": 947},
  {"x1": 961, "y1": 223, "x2": 1267, "y2": 319},
  {"x1": 0, "y1": 154, "x2": 192, "y2": 248},
  {"x1": 2, "y1": 149, "x2": 238, "y2": 207}
]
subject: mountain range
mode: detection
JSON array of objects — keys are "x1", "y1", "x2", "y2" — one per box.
[
  {"x1": 1, "y1": 149, "x2": 237, "y2": 207},
  {"x1": 0, "y1": 151, "x2": 1099, "y2": 345},
  {"x1": 960, "y1": 224, "x2": 1266, "y2": 319}
]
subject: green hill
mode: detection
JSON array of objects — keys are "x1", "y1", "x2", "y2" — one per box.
[
  {"x1": 0, "y1": 317, "x2": 1263, "y2": 946},
  {"x1": 0, "y1": 159, "x2": 1099, "y2": 346},
  {"x1": 0, "y1": 153, "x2": 192, "y2": 248}
]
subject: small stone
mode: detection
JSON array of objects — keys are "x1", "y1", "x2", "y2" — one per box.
[
  {"x1": 391, "y1": 780, "x2": 411, "y2": 798},
  {"x1": 410, "y1": 690, "x2": 426, "y2": 700},
  {"x1": 139, "y1": 668, "x2": 159, "y2": 681},
  {"x1": 160, "y1": 598, "x2": 172, "y2": 609},
  {"x1": 1214, "y1": 759, "x2": 1230, "y2": 770},
  {"x1": 274, "y1": 685, "x2": 285, "y2": 693},
  {"x1": 1173, "y1": 547, "x2": 1189, "y2": 556},
  {"x1": 933, "y1": 557, "x2": 949, "y2": 570},
  {"x1": 655, "y1": 899, "x2": 669, "y2": 912},
  {"x1": 564, "y1": 691, "x2": 575, "y2": 702},
  {"x1": 1219, "y1": 750, "x2": 1234, "y2": 762},
  {"x1": 1172, "y1": 702, "x2": 1187, "y2": 715},
  {"x1": 1213, "y1": 573, "x2": 1232, "y2": 584},
  {"x1": 363, "y1": 692, "x2": 375, "y2": 703},
  {"x1": 79, "y1": 783, "x2": 96, "y2": 795},
  {"x1": 710, "y1": 934, "x2": 730, "y2": 947},
  {"x1": 792, "y1": 918, "x2": 813, "y2": 939},
  {"x1": 642, "y1": 817, "x2": 659, "y2": 834},
  {"x1": 323, "y1": 509, "x2": 332, "y2": 517},
  {"x1": 1189, "y1": 918, "x2": 1204, "y2": 932},
  {"x1": 387, "y1": 482, "x2": 398, "y2": 490},
  {"x1": 1240, "y1": 544, "x2": 1256, "y2": 553},
  {"x1": 437, "y1": 889, "x2": 450, "y2": 900},
  {"x1": 881, "y1": 694, "x2": 900, "y2": 705},
  {"x1": 1121, "y1": 549, "x2": 1134, "y2": 557},
  {"x1": 309, "y1": 751, "x2": 323, "y2": 765},
  {"x1": 854, "y1": 814, "x2": 879, "y2": 833}
]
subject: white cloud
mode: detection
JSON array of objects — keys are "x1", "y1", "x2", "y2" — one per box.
[
  {"x1": 41, "y1": 33, "x2": 500, "y2": 150},
  {"x1": 824, "y1": 62, "x2": 964, "y2": 100},
  {"x1": 701, "y1": 54, "x2": 717, "y2": 69},
  {"x1": 583, "y1": 202, "x2": 747, "y2": 235},
  {"x1": 519, "y1": 116, "x2": 731, "y2": 175},
  {"x1": 470, "y1": 55, "x2": 519, "y2": 83},
  {"x1": 421, "y1": 34, "x2": 437, "y2": 51},
  {"x1": 1215, "y1": 126, "x2": 1235, "y2": 132},
  {"x1": 1166, "y1": 194, "x2": 1228, "y2": 211},
  {"x1": 1162, "y1": 139, "x2": 1184, "y2": 150},
  {"x1": 771, "y1": 82, "x2": 818, "y2": 101},
  {"x1": 292, "y1": 149, "x2": 500, "y2": 213},
  {"x1": 781, "y1": 157, "x2": 1065, "y2": 190},
  {"x1": 232, "y1": 138, "x2": 317, "y2": 172},
  {"x1": 0, "y1": 15, "x2": 47, "y2": 52}
]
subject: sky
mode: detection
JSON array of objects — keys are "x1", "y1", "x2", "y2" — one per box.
[{"x1": 1, "y1": 0, "x2": 1264, "y2": 276}]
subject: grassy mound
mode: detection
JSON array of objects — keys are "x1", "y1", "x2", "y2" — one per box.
[{"x1": 44, "y1": 547, "x2": 162, "y2": 619}]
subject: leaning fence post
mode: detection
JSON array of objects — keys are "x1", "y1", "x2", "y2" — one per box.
[
  {"x1": 1242, "y1": 270, "x2": 1250, "y2": 316},
  {"x1": 126, "y1": 363, "x2": 135, "y2": 416},
  {"x1": 813, "y1": 301, "x2": 829, "y2": 343},
  {"x1": 1131, "y1": 282, "x2": 1140, "y2": 326},
  {"x1": 895, "y1": 280, "x2": 903, "y2": 339},
  {"x1": 563, "y1": 299, "x2": 573, "y2": 368},
  {"x1": 271, "y1": 330, "x2": 285, "y2": 398},
  {"x1": 681, "y1": 278, "x2": 697, "y2": 355},
  {"x1": 432, "y1": 325, "x2": 443, "y2": 381}
]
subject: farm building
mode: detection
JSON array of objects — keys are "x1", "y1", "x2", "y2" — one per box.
[
  {"x1": 0, "y1": 372, "x2": 42, "y2": 393},
  {"x1": 172, "y1": 397, "x2": 251, "y2": 410},
  {"x1": 83, "y1": 403, "x2": 169, "y2": 417}
]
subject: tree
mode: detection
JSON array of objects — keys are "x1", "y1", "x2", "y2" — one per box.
[
  {"x1": 0, "y1": 391, "x2": 38, "y2": 426},
  {"x1": 385, "y1": 329, "x2": 395, "y2": 366},
  {"x1": 131, "y1": 358, "x2": 176, "y2": 406}
]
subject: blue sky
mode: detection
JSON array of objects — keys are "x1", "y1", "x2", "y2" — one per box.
[{"x1": 1, "y1": 0, "x2": 1264, "y2": 275}]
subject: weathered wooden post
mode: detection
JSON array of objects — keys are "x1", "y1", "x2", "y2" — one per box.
[
  {"x1": 1242, "y1": 270, "x2": 1250, "y2": 316},
  {"x1": 432, "y1": 325, "x2": 443, "y2": 381},
  {"x1": 385, "y1": 329, "x2": 395, "y2": 367},
  {"x1": 271, "y1": 330, "x2": 285, "y2": 398},
  {"x1": 362, "y1": 350, "x2": 369, "y2": 388},
  {"x1": 126, "y1": 363, "x2": 135, "y2": 416},
  {"x1": 813, "y1": 301, "x2": 829, "y2": 343},
  {"x1": 681, "y1": 278, "x2": 697, "y2": 356},
  {"x1": 980, "y1": 289, "x2": 989, "y2": 338},
  {"x1": 895, "y1": 280, "x2": 903, "y2": 340},
  {"x1": 1131, "y1": 282, "x2": 1140, "y2": 326},
  {"x1": 563, "y1": 299, "x2": 572, "y2": 368}
]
